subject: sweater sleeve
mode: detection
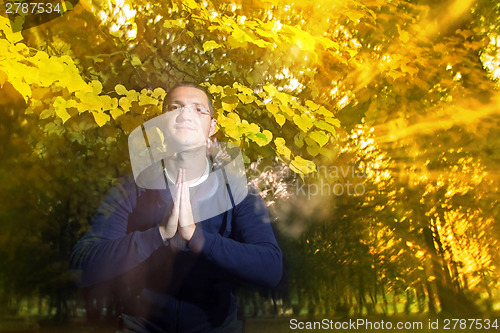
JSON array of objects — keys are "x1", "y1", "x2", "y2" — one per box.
[
  {"x1": 70, "y1": 177, "x2": 166, "y2": 287},
  {"x1": 188, "y1": 188, "x2": 283, "y2": 288}
]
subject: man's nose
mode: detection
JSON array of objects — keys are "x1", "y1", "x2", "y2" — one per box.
[{"x1": 176, "y1": 106, "x2": 196, "y2": 120}]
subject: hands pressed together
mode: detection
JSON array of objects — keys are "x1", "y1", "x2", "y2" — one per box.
[{"x1": 159, "y1": 168, "x2": 196, "y2": 242}]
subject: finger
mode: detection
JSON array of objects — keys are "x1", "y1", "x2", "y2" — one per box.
[
  {"x1": 172, "y1": 179, "x2": 181, "y2": 218},
  {"x1": 179, "y1": 183, "x2": 194, "y2": 228},
  {"x1": 176, "y1": 167, "x2": 182, "y2": 184}
]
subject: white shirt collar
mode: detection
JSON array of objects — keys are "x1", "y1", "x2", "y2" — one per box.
[{"x1": 163, "y1": 158, "x2": 210, "y2": 188}]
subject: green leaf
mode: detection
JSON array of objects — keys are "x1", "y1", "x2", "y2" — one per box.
[{"x1": 248, "y1": 130, "x2": 272, "y2": 146}]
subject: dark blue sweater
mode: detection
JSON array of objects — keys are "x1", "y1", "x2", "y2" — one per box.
[{"x1": 70, "y1": 175, "x2": 282, "y2": 332}]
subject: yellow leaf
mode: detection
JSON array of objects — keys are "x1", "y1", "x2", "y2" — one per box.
[
  {"x1": 314, "y1": 120, "x2": 337, "y2": 135},
  {"x1": 10, "y1": 78, "x2": 31, "y2": 102},
  {"x1": 305, "y1": 100, "x2": 319, "y2": 111},
  {"x1": 316, "y1": 106, "x2": 333, "y2": 117},
  {"x1": 234, "y1": 82, "x2": 254, "y2": 95},
  {"x1": 224, "y1": 124, "x2": 242, "y2": 139},
  {"x1": 274, "y1": 114, "x2": 286, "y2": 126},
  {"x1": 279, "y1": 104, "x2": 294, "y2": 117},
  {"x1": 275, "y1": 92, "x2": 291, "y2": 105},
  {"x1": 266, "y1": 103, "x2": 279, "y2": 115},
  {"x1": 290, "y1": 26, "x2": 316, "y2": 51},
  {"x1": 274, "y1": 137, "x2": 291, "y2": 159},
  {"x1": 119, "y1": 97, "x2": 131, "y2": 111},
  {"x1": 0, "y1": 16, "x2": 23, "y2": 43},
  {"x1": 208, "y1": 84, "x2": 224, "y2": 95},
  {"x1": 0, "y1": 70, "x2": 7, "y2": 87},
  {"x1": 54, "y1": 96, "x2": 71, "y2": 123},
  {"x1": 163, "y1": 19, "x2": 186, "y2": 29},
  {"x1": 232, "y1": 28, "x2": 252, "y2": 43},
  {"x1": 90, "y1": 80, "x2": 102, "y2": 94},
  {"x1": 131, "y1": 55, "x2": 142, "y2": 66},
  {"x1": 307, "y1": 143, "x2": 320, "y2": 156},
  {"x1": 255, "y1": 27, "x2": 276, "y2": 40},
  {"x1": 222, "y1": 101, "x2": 237, "y2": 112},
  {"x1": 294, "y1": 132, "x2": 305, "y2": 148},
  {"x1": 126, "y1": 89, "x2": 140, "y2": 102},
  {"x1": 139, "y1": 94, "x2": 159, "y2": 106},
  {"x1": 251, "y1": 39, "x2": 271, "y2": 48},
  {"x1": 92, "y1": 111, "x2": 110, "y2": 127},
  {"x1": 263, "y1": 129, "x2": 273, "y2": 142},
  {"x1": 325, "y1": 117, "x2": 341, "y2": 127},
  {"x1": 317, "y1": 36, "x2": 338, "y2": 50},
  {"x1": 237, "y1": 93, "x2": 254, "y2": 104},
  {"x1": 203, "y1": 40, "x2": 223, "y2": 52},
  {"x1": 290, "y1": 156, "x2": 316, "y2": 175},
  {"x1": 152, "y1": 87, "x2": 166, "y2": 99},
  {"x1": 263, "y1": 84, "x2": 277, "y2": 96},
  {"x1": 115, "y1": 84, "x2": 128, "y2": 95},
  {"x1": 293, "y1": 114, "x2": 313, "y2": 132},
  {"x1": 182, "y1": 0, "x2": 198, "y2": 10},
  {"x1": 309, "y1": 130, "x2": 329, "y2": 147},
  {"x1": 226, "y1": 112, "x2": 241, "y2": 123},
  {"x1": 39, "y1": 109, "x2": 54, "y2": 119},
  {"x1": 110, "y1": 108, "x2": 124, "y2": 120},
  {"x1": 399, "y1": 30, "x2": 410, "y2": 43}
]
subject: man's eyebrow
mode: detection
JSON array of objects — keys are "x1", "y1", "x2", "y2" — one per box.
[{"x1": 169, "y1": 99, "x2": 203, "y2": 105}]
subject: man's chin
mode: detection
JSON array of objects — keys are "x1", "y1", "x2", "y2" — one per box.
[{"x1": 168, "y1": 141, "x2": 207, "y2": 154}]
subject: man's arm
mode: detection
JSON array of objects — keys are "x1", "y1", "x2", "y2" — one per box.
[
  {"x1": 70, "y1": 176, "x2": 166, "y2": 288},
  {"x1": 188, "y1": 188, "x2": 283, "y2": 288}
]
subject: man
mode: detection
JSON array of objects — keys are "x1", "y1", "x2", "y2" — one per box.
[{"x1": 70, "y1": 82, "x2": 283, "y2": 332}]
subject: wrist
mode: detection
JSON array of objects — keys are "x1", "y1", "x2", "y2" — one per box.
[{"x1": 158, "y1": 225, "x2": 175, "y2": 242}]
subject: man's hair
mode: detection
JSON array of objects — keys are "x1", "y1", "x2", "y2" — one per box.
[{"x1": 164, "y1": 81, "x2": 215, "y2": 117}]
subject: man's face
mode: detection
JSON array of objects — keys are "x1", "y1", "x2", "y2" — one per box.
[{"x1": 163, "y1": 86, "x2": 217, "y2": 151}]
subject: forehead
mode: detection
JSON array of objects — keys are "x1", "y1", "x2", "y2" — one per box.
[{"x1": 167, "y1": 86, "x2": 209, "y2": 106}]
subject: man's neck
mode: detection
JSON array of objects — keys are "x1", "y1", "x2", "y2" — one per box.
[{"x1": 164, "y1": 146, "x2": 208, "y2": 186}]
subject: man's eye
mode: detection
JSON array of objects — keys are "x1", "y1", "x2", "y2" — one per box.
[
  {"x1": 196, "y1": 106, "x2": 210, "y2": 115},
  {"x1": 167, "y1": 105, "x2": 180, "y2": 112}
]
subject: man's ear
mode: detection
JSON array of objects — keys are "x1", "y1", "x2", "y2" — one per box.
[{"x1": 209, "y1": 118, "x2": 217, "y2": 136}]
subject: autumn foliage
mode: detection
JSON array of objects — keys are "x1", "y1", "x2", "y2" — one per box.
[{"x1": 1, "y1": 0, "x2": 499, "y2": 323}]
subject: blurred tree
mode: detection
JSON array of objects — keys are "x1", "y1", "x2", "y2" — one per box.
[{"x1": 0, "y1": 0, "x2": 499, "y2": 321}]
